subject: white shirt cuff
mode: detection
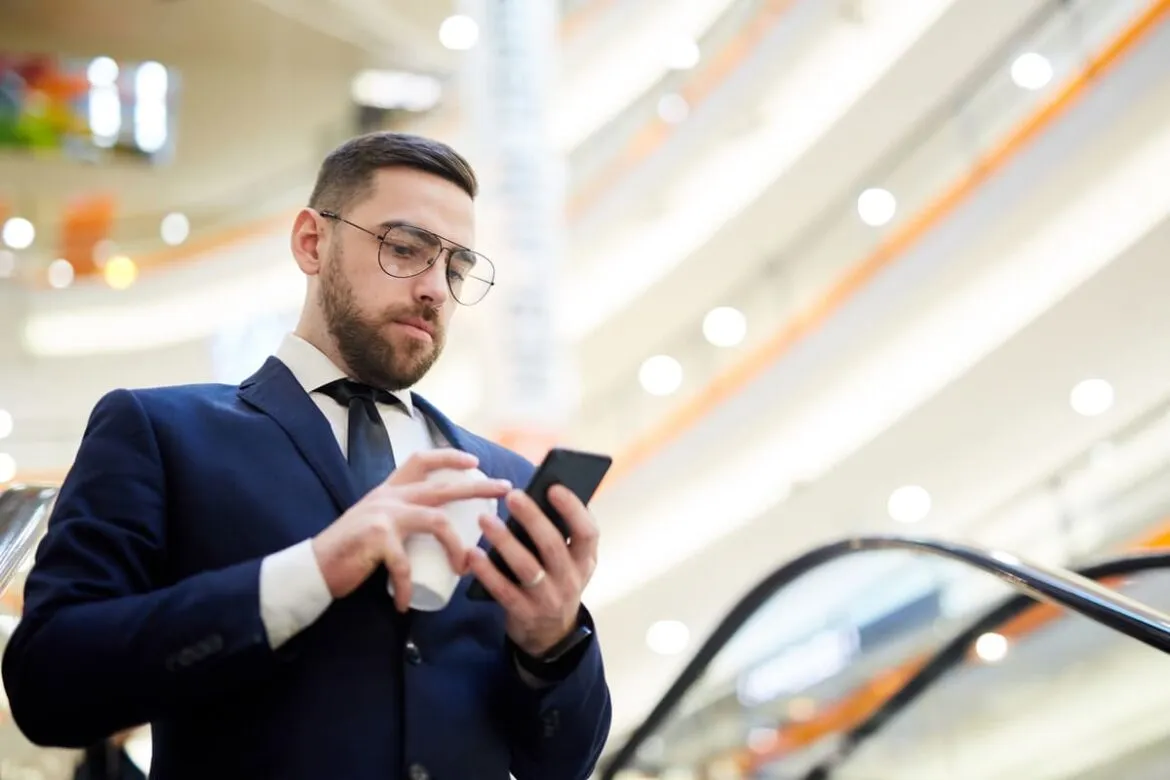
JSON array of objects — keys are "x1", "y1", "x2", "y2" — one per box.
[{"x1": 259, "y1": 539, "x2": 333, "y2": 649}]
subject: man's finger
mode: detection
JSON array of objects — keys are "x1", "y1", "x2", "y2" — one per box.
[
  {"x1": 395, "y1": 508, "x2": 468, "y2": 575},
  {"x1": 549, "y1": 485, "x2": 599, "y2": 574},
  {"x1": 402, "y1": 478, "x2": 512, "y2": 507},
  {"x1": 382, "y1": 531, "x2": 413, "y2": 613},
  {"x1": 467, "y1": 547, "x2": 527, "y2": 613},
  {"x1": 387, "y1": 449, "x2": 479, "y2": 484},
  {"x1": 478, "y1": 514, "x2": 548, "y2": 594},
  {"x1": 504, "y1": 489, "x2": 572, "y2": 581}
]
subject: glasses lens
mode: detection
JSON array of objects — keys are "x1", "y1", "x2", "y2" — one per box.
[
  {"x1": 379, "y1": 225, "x2": 441, "y2": 277},
  {"x1": 448, "y1": 249, "x2": 494, "y2": 305}
]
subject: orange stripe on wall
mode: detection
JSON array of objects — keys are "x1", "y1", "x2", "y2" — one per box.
[{"x1": 599, "y1": 0, "x2": 1170, "y2": 493}]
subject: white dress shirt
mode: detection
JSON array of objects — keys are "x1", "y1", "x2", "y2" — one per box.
[{"x1": 258, "y1": 333, "x2": 440, "y2": 649}]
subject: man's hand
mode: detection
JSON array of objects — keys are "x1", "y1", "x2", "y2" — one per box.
[
  {"x1": 468, "y1": 485, "x2": 600, "y2": 657},
  {"x1": 312, "y1": 449, "x2": 512, "y2": 612}
]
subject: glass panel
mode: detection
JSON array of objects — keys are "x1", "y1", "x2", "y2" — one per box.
[
  {"x1": 604, "y1": 549, "x2": 1170, "y2": 780},
  {"x1": 804, "y1": 567, "x2": 1170, "y2": 780}
]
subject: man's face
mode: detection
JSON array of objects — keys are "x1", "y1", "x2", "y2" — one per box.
[{"x1": 319, "y1": 168, "x2": 475, "y2": 391}]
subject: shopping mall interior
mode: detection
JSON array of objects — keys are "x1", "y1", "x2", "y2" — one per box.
[{"x1": 2, "y1": 0, "x2": 1170, "y2": 777}]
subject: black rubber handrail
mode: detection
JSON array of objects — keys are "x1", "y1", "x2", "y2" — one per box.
[
  {"x1": 598, "y1": 536, "x2": 1170, "y2": 777},
  {"x1": 798, "y1": 549, "x2": 1170, "y2": 779},
  {"x1": 0, "y1": 484, "x2": 59, "y2": 596}
]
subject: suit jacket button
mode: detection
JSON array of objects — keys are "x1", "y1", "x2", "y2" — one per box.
[
  {"x1": 541, "y1": 709, "x2": 560, "y2": 738},
  {"x1": 408, "y1": 763, "x2": 430, "y2": 780},
  {"x1": 404, "y1": 639, "x2": 422, "y2": 665}
]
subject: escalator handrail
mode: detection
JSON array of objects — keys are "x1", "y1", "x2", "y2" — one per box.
[
  {"x1": 799, "y1": 549, "x2": 1170, "y2": 779},
  {"x1": 598, "y1": 535, "x2": 1170, "y2": 778},
  {"x1": 0, "y1": 484, "x2": 59, "y2": 597}
]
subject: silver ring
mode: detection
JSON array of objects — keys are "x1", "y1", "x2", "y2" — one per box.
[{"x1": 523, "y1": 569, "x2": 546, "y2": 589}]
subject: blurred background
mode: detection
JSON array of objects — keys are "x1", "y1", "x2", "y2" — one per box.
[{"x1": 2, "y1": 0, "x2": 1170, "y2": 777}]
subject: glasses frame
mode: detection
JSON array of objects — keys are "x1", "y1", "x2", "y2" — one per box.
[{"x1": 319, "y1": 210, "x2": 496, "y2": 306}]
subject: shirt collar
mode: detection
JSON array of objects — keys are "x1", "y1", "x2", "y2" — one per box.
[{"x1": 275, "y1": 333, "x2": 415, "y2": 415}]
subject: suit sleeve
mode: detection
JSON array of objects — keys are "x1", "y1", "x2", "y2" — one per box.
[
  {"x1": 504, "y1": 611, "x2": 612, "y2": 780},
  {"x1": 487, "y1": 449, "x2": 612, "y2": 778},
  {"x1": 2, "y1": 389, "x2": 279, "y2": 748}
]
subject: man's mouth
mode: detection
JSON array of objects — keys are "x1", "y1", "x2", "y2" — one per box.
[{"x1": 391, "y1": 317, "x2": 436, "y2": 340}]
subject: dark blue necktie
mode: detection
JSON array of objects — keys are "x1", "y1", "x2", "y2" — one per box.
[{"x1": 318, "y1": 379, "x2": 401, "y2": 497}]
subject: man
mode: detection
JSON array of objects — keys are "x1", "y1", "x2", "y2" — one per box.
[{"x1": 3, "y1": 132, "x2": 612, "y2": 779}]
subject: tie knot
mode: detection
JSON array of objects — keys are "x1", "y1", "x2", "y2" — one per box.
[{"x1": 318, "y1": 379, "x2": 400, "y2": 409}]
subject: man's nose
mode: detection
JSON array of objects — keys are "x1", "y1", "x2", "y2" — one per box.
[{"x1": 413, "y1": 256, "x2": 450, "y2": 306}]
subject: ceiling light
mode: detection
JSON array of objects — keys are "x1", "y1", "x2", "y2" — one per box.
[
  {"x1": 351, "y1": 69, "x2": 442, "y2": 112},
  {"x1": 160, "y1": 212, "x2": 190, "y2": 246},
  {"x1": 1070, "y1": 378, "x2": 1114, "y2": 417},
  {"x1": 702, "y1": 306, "x2": 747, "y2": 347},
  {"x1": 0, "y1": 453, "x2": 15, "y2": 483},
  {"x1": 439, "y1": 15, "x2": 479, "y2": 51},
  {"x1": 974, "y1": 631, "x2": 1009, "y2": 663},
  {"x1": 857, "y1": 188, "x2": 896, "y2": 227},
  {"x1": 104, "y1": 255, "x2": 138, "y2": 290},
  {"x1": 646, "y1": 619, "x2": 689, "y2": 655},
  {"x1": 0, "y1": 249, "x2": 14, "y2": 278},
  {"x1": 2, "y1": 217, "x2": 35, "y2": 250},
  {"x1": 639, "y1": 355, "x2": 683, "y2": 396},
  {"x1": 0, "y1": 410, "x2": 11, "y2": 440},
  {"x1": 657, "y1": 93, "x2": 689, "y2": 124},
  {"x1": 87, "y1": 56, "x2": 119, "y2": 88},
  {"x1": 887, "y1": 485, "x2": 931, "y2": 523},
  {"x1": 664, "y1": 37, "x2": 701, "y2": 70},
  {"x1": 47, "y1": 259, "x2": 74, "y2": 289},
  {"x1": 1010, "y1": 52, "x2": 1053, "y2": 91}
]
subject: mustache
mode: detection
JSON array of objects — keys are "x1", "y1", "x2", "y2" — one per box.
[{"x1": 381, "y1": 305, "x2": 440, "y2": 326}]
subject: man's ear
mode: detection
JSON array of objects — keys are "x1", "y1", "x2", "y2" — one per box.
[{"x1": 291, "y1": 208, "x2": 325, "y2": 276}]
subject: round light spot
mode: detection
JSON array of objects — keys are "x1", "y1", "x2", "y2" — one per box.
[
  {"x1": 47, "y1": 259, "x2": 74, "y2": 289},
  {"x1": 975, "y1": 631, "x2": 1009, "y2": 663},
  {"x1": 160, "y1": 212, "x2": 190, "y2": 246},
  {"x1": 439, "y1": 15, "x2": 479, "y2": 51},
  {"x1": 657, "y1": 93, "x2": 689, "y2": 124},
  {"x1": 888, "y1": 485, "x2": 931, "y2": 524},
  {"x1": 104, "y1": 255, "x2": 139, "y2": 290},
  {"x1": 1011, "y1": 52, "x2": 1053, "y2": 91},
  {"x1": 2, "y1": 217, "x2": 35, "y2": 250},
  {"x1": 1070, "y1": 378, "x2": 1114, "y2": 417},
  {"x1": 702, "y1": 306, "x2": 747, "y2": 347},
  {"x1": 646, "y1": 619, "x2": 690, "y2": 656},
  {"x1": 857, "y1": 188, "x2": 896, "y2": 227},
  {"x1": 639, "y1": 355, "x2": 683, "y2": 396}
]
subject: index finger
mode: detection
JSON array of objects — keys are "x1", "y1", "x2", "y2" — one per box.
[
  {"x1": 387, "y1": 449, "x2": 479, "y2": 484},
  {"x1": 401, "y1": 478, "x2": 512, "y2": 507}
]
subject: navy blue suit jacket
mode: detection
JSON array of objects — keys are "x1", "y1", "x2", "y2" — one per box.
[{"x1": 2, "y1": 357, "x2": 611, "y2": 779}]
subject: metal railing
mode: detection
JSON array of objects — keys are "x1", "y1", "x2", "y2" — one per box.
[
  {"x1": 599, "y1": 536, "x2": 1170, "y2": 778},
  {"x1": 0, "y1": 485, "x2": 58, "y2": 597}
]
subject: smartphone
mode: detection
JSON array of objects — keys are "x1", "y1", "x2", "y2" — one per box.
[{"x1": 466, "y1": 447, "x2": 613, "y2": 601}]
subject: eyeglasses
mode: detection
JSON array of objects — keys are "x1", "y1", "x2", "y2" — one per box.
[{"x1": 319, "y1": 210, "x2": 496, "y2": 306}]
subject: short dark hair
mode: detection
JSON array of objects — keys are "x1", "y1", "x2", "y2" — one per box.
[{"x1": 308, "y1": 132, "x2": 478, "y2": 213}]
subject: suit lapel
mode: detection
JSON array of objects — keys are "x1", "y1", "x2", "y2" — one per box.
[
  {"x1": 411, "y1": 393, "x2": 482, "y2": 458},
  {"x1": 239, "y1": 357, "x2": 357, "y2": 512}
]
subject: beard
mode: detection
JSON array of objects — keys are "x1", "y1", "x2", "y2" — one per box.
[{"x1": 320, "y1": 246, "x2": 444, "y2": 391}]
